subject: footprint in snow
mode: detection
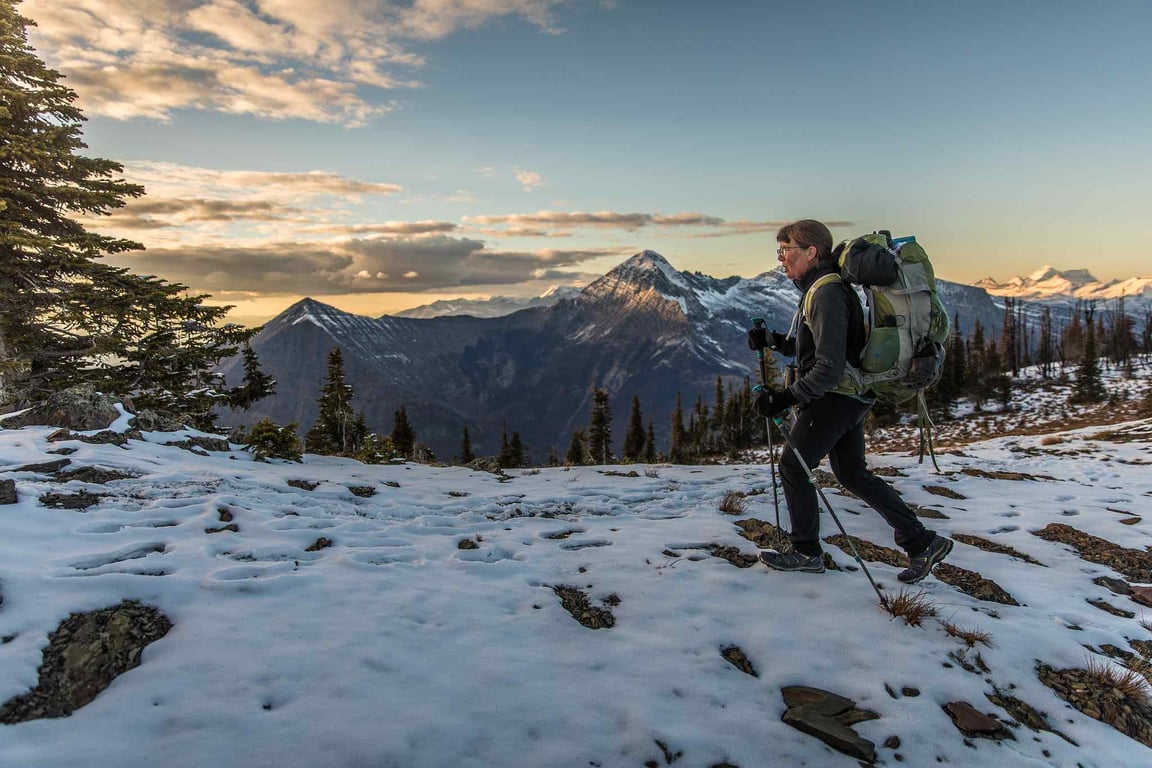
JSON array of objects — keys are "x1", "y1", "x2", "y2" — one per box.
[
  {"x1": 559, "y1": 539, "x2": 613, "y2": 551},
  {"x1": 65, "y1": 542, "x2": 167, "y2": 571}
]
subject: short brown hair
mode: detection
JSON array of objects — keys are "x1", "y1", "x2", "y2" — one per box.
[{"x1": 776, "y1": 219, "x2": 833, "y2": 263}]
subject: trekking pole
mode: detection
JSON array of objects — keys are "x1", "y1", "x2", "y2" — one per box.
[
  {"x1": 750, "y1": 318, "x2": 781, "y2": 528},
  {"x1": 768, "y1": 413, "x2": 890, "y2": 610}
]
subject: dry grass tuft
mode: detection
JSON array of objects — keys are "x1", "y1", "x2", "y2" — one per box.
[
  {"x1": 1085, "y1": 656, "x2": 1152, "y2": 704},
  {"x1": 644, "y1": 467, "x2": 661, "y2": 478},
  {"x1": 718, "y1": 491, "x2": 747, "y2": 515},
  {"x1": 1040, "y1": 435, "x2": 1065, "y2": 446},
  {"x1": 940, "y1": 619, "x2": 992, "y2": 648},
  {"x1": 881, "y1": 589, "x2": 938, "y2": 627}
]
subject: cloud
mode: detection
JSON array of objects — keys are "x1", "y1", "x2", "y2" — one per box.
[
  {"x1": 108, "y1": 235, "x2": 630, "y2": 295},
  {"x1": 466, "y1": 210, "x2": 825, "y2": 236},
  {"x1": 21, "y1": 0, "x2": 584, "y2": 125},
  {"x1": 515, "y1": 170, "x2": 544, "y2": 191},
  {"x1": 75, "y1": 162, "x2": 410, "y2": 243}
]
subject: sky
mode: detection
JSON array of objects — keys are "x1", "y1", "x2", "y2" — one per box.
[
  {"x1": 2, "y1": 366, "x2": 1152, "y2": 767},
  {"x1": 18, "y1": 0, "x2": 1152, "y2": 326}
]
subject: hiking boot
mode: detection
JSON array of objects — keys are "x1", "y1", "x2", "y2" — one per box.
[
  {"x1": 759, "y1": 550, "x2": 825, "y2": 573},
  {"x1": 898, "y1": 535, "x2": 953, "y2": 584}
]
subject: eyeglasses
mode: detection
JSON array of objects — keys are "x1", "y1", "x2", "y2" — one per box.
[{"x1": 776, "y1": 244, "x2": 809, "y2": 257}]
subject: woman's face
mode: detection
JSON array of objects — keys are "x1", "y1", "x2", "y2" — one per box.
[{"x1": 777, "y1": 241, "x2": 815, "y2": 281}]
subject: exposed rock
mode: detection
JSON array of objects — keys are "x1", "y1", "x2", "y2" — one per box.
[
  {"x1": 306, "y1": 537, "x2": 333, "y2": 552},
  {"x1": 0, "y1": 386, "x2": 119, "y2": 431},
  {"x1": 959, "y1": 467, "x2": 1057, "y2": 482},
  {"x1": 467, "y1": 457, "x2": 504, "y2": 475},
  {"x1": 129, "y1": 409, "x2": 185, "y2": 432},
  {"x1": 0, "y1": 601, "x2": 172, "y2": 724},
  {"x1": 943, "y1": 701, "x2": 1014, "y2": 740},
  {"x1": 720, "y1": 645, "x2": 758, "y2": 677},
  {"x1": 7, "y1": 458, "x2": 72, "y2": 474},
  {"x1": 907, "y1": 502, "x2": 949, "y2": 520},
  {"x1": 348, "y1": 485, "x2": 376, "y2": 498},
  {"x1": 47, "y1": 429, "x2": 129, "y2": 446},
  {"x1": 164, "y1": 436, "x2": 231, "y2": 453},
  {"x1": 710, "y1": 545, "x2": 758, "y2": 568},
  {"x1": 933, "y1": 564, "x2": 1019, "y2": 605},
  {"x1": 734, "y1": 518, "x2": 792, "y2": 552},
  {"x1": 204, "y1": 524, "x2": 239, "y2": 534},
  {"x1": 985, "y1": 689, "x2": 1078, "y2": 745},
  {"x1": 1093, "y1": 576, "x2": 1131, "y2": 595},
  {"x1": 54, "y1": 467, "x2": 136, "y2": 484},
  {"x1": 1086, "y1": 597, "x2": 1136, "y2": 618},
  {"x1": 0, "y1": 479, "x2": 16, "y2": 505},
  {"x1": 287, "y1": 479, "x2": 319, "y2": 491},
  {"x1": 780, "y1": 686, "x2": 877, "y2": 763},
  {"x1": 952, "y1": 533, "x2": 1045, "y2": 566},
  {"x1": 552, "y1": 585, "x2": 615, "y2": 629},
  {"x1": 922, "y1": 484, "x2": 967, "y2": 500},
  {"x1": 1037, "y1": 663, "x2": 1152, "y2": 747},
  {"x1": 599, "y1": 469, "x2": 640, "y2": 478},
  {"x1": 1130, "y1": 586, "x2": 1152, "y2": 609},
  {"x1": 457, "y1": 539, "x2": 479, "y2": 550},
  {"x1": 39, "y1": 491, "x2": 104, "y2": 510},
  {"x1": 1032, "y1": 523, "x2": 1152, "y2": 582}
]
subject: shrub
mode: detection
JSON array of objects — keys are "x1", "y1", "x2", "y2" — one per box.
[
  {"x1": 246, "y1": 419, "x2": 302, "y2": 462},
  {"x1": 718, "y1": 491, "x2": 747, "y2": 515},
  {"x1": 882, "y1": 589, "x2": 938, "y2": 627}
]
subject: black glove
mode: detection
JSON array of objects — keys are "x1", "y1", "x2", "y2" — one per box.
[
  {"x1": 753, "y1": 388, "x2": 797, "y2": 419},
  {"x1": 747, "y1": 327, "x2": 787, "y2": 352}
]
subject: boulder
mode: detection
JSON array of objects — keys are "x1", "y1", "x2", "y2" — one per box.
[
  {"x1": 467, "y1": 456, "x2": 504, "y2": 475},
  {"x1": 0, "y1": 600, "x2": 172, "y2": 723},
  {"x1": 1, "y1": 386, "x2": 119, "y2": 431},
  {"x1": 130, "y1": 409, "x2": 185, "y2": 432}
]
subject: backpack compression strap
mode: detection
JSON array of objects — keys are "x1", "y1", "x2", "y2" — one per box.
[{"x1": 800, "y1": 273, "x2": 843, "y2": 326}]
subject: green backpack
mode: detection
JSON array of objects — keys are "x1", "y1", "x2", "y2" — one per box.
[{"x1": 801, "y1": 231, "x2": 950, "y2": 464}]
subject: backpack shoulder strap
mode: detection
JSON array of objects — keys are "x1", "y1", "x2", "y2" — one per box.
[{"x1": 800, "y1": 273, "x2": 843, "y2": 326}]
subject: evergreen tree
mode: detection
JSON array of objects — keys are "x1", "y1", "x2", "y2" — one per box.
[
  {"x1": 566, "y1": 430, "x2": 590, "y2": 466},
  {"x1": 227, "y1": 343, "x2": 276, "y2": 410},
  {"x1": 305, "y1": 347, "x2": 365, "y2": 455},
  {"x1": 587, "y1": 388, "x2": 613, "y2": 464},
  {"x1": 1038, "y1": 307, "x2": 1055, "y2": 379},
  {"x1": 509, "y1": 431, "x2": 526, "y2": 468},
  {"x1": 0, "y1": 4, "x2": 253, "y2": 410},
  {"x1": 669, "y1": 392, "x2": 687, "y2": 463},
  {"x1": 622, "y1": 395, "x2": 645, "y2": 462},
  {"x1": 969, "y1": 320, "x2": 988, "y2": 410},
  {"x1": 459, "y1": 426, "x2": 474, "y2": 464},
  {"x1": 1071, "y1": 303, "x2": 1107, "y2": 404},
  {"x1": 643, "y1": 419, "x2": 658, "y2": 464},
  {"x1": 390, "y1": 406, "x2": 417, "y2": 458}
]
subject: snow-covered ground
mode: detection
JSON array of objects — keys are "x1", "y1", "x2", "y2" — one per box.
[{"x1": 2, "y1": 376, "x2": 1152, "y2": 767}]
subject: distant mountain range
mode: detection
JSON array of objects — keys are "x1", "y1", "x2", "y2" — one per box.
[
  {"x1": 975, "y1": 266, "x2": 1152, "y2": 305},
  {"x1": 220, "y1": 252, "x2": 1055, "y2": 461},
  {"x1": 393, "y1": 287, "x2": 584, "y2": 319}
]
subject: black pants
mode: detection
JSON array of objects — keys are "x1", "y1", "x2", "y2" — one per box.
[{"x1": 777, "y1": 393, "x2": 934, "y2": 557}]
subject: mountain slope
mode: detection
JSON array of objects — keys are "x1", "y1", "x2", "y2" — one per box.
[
  {"x1": 222, "y1": 252, "x2": 1023, "y2": 459},
  {"x1": 2, "y1": 366, "x2": 1151, "y2": 767}
]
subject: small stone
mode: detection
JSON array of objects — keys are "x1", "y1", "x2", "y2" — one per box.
[
  {"x1": 305, "y1": 537, "x2": 333, "y2": 552},
  {"x1": 944, "y1": 701, "x2": 1014, "y2": 740},
  {"x1": 0, "y1": 479, "x2": 16, "y2": 505},
  {"x1": 457, "y1": 539, "x2": 479, "y2": 550},
  {"x1": 901, "y1": 687, "x2": 920, "y2": 697},
  {"x1": 884, "y1": 736, "x2": 901, "y2": 749}
]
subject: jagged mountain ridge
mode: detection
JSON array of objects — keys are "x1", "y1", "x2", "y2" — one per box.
[{"x1": 222, "y1": 251, "x2": 1017, "y2": 460}]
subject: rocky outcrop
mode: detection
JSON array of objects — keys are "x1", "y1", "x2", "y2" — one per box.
[
  {"x1": 780, "y1": 686, "x2": 879, "y2": 763},
  {"x1": 1, "y1": 386, "x2": 119, "y2": 431},
  {"x1": 0, "y1": 479, "x2": 16, "y2": 505},
  {"x1": 0, "y1": 601, "x2": 172, "y2": 724}
]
